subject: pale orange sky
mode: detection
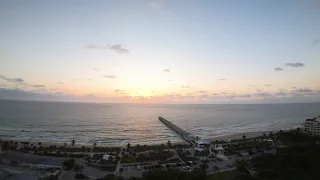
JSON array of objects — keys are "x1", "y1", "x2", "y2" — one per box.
[{"x1": 0, "y1": 0, "x2": 320, "y2": 103}]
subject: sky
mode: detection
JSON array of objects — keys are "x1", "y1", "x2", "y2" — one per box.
[{"x1": 0, "y1": 0, "x2": 319, "y2": 104}]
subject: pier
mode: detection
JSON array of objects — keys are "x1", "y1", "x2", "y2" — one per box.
[{"x1": 159, "y1": 116, "x2": 196, "y2": 144}]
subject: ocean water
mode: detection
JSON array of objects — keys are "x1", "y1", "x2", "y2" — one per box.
[{"x1": 0, "y1": 100, "x2": 319, "y2": 146}]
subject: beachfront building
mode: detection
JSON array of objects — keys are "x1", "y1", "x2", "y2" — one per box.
[
  {"x1": 302, "y1": 116, "x2": 320, "y2": 135},
  {"x1": 213, "y1": 144, "x2": 225, "y2": 155}
]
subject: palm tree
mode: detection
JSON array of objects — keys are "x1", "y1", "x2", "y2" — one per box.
[
  {"x1": 72, "y1": 140, "x2": 75, "y2": 146},
  {"x1": 167, "y1": 140, "x2": 172, "y2": 148},
  {"x1": 242, "y1": 134, "x2": 246, "y2": 140},
  {"x1": 93, "y1": 142, "x2": 97, "y2": 148},
  {"x1": 64, "y1": 143, "x2": 67, "y2": 148},
  {"x1": 38, "y1": 142, "x2": 42, "y2": 146},
  {"x1": 126, "y1": 143, "x2": 130, "y2": 149},
  {"x1": 268, "y1": 132, "x2": 274, "y2": 138},
  {"x1": 214, "y1": 165, "x2": 219, "y2": 173}
]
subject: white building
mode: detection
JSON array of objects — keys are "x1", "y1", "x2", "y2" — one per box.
[{"x1": 302, "y1": 116, "x2": 320, "y2": 135}]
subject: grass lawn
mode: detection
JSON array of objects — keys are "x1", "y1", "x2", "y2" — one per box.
[
  {"x1": 120, "y1": 156, "x2": 137, "y2": 163},
  {"x1": 207, "y1": 170, "x2": 237, "y2": 180}
]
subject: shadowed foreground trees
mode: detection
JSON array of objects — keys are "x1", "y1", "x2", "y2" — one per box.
[{"x1": 252, "y1": 144, "x2": 320, "y2": 180}]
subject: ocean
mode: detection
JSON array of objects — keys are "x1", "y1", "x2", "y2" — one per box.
[{"x1": 0, "y1": 100, "x2": 319, "y2": 146}]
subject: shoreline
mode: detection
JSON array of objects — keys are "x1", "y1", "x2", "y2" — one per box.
[{"x1": 0, "y1": 130, "x2": 285, "y2": 149}]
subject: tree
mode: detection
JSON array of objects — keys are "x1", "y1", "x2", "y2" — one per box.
[
  {"x1": 200, "y1": 163, "x2": 209, "y2": 171},
  {"x1": 74, "y1": 164, "x2": 84, "y2": 173},
  {"x1": 167, "y1": 141, "x2": 172, "y2": 148},
  {"x1": 213, "y1": 165, "x2": 219, "y2": 173},
  {"x1": 268, "y1": 132, "x2": 274, "y2": 138},
  {"x1": 235, "y1": 159, "x2": 249, "y2": 174},
  {"x1": 127, "y1": 143, "x2": 131, "y2": 149},
  {"x1": 108, "y1": 156, "x2": 114, "y2": 162},
  {"x1": 115, "y1": 156, "x2": 120, "y2": 162},
  {"x1": 72, "y1": 140, "x2": 75, "y2": 146},
  {"x1": 63, "y1": 158, "x2": 75, "y2": 170},
  {"x1": 38, "y1": 142, "x2": 41, "y2": 146},
  {"x1": 242, "y1": 134, "x2": 246, "y2": 140},
  {"x1": 93, "y1": 142, "x2": 97, "y2": 148},
  {"x1": 64, "y1": 143, "x2": 67, "y2": 148}
]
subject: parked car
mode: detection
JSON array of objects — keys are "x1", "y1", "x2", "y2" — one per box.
[{"x1": 183, "y1": 166, "x2": 190, "y2": 170}]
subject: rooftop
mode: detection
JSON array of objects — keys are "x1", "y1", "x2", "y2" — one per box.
[{"x1": 305, "y1": 116, "x2": 320, "y2": 122}]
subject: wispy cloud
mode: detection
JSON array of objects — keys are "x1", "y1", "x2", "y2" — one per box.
[
  {"x1": 0, "y1": 75, "x2": 25, "y2": 85},
  {"x1": 93, "y1": 68, "x2": 99, "y2": 71},
  {"x1": 57, "y1": 82, "x2": 64, "y2": 84},
  {"x1": 196, "y1": 91, "x2": 207, "y2": 94},
  {"x1": 285, "y1": 62, "x2": 304, "y2": 67},
  {"x1": 292, "y1": 87, "x2": 297, "y2": 89},
  {"x1": 86, "y1": 44, "x2": 129, "y2": 54},
  {"x1": 181, "y1": 86, "x2": 190, "y2": 88},
  {"x1": 163, "y1": 69, "x2": 170, "y2": 73},
  {"x1": 109, "y1": 44, "x2": 129, "y2": 54},
  {"x1": 217, "y1": 78, "x2": 226, "y2": 81},
  {"x1": 104, "y1": 75, "x2": 116, "y2": 79},
  {"x1": 115, "y1": 89, "x2": 126, "y2": 94},
  {"x1": 33, "y1": 85, "x2": 45, "y2": 88},
  {"x1": 265, "y1": 84, "x2": 272, "y2": 87},
  {"x1": 293, "y1": 88, "x2": 313, "y2": 93},
  {"x1": 275, "y1": 67, "x2": 284, "y2": 71},
  {"x1": 148, "y1": 0, "x2": 165, "y2": 9}
]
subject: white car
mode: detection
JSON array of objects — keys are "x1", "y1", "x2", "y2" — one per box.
[{"x1": 183, "y1": 166, "x2": 190, "y2": 170}]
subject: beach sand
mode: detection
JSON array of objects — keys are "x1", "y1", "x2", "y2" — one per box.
[{"x1": 1, "y1": 130, "x2": 280, "y2": 149}]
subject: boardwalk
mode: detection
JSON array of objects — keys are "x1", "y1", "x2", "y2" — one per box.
[{"x1": 159, "y1": 116, "x2": 196, "y2": 144}]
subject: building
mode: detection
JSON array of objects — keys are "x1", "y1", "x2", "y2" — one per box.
[
  {"x1": 0, "y1": 146, "x2": 3, "y2": 154},
  {"x1": 302, "y1": 116, "x2": 320, "y2": 135}
]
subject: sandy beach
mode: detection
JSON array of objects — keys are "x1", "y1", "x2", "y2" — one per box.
[{"x1": 0, "y1": 130, "x2": 283, "y2": 150}]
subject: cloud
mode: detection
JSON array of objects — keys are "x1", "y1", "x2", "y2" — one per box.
[
  {"x1": 57, "y1": 82, "x2": 64, "y2": 84},
  {"x1": 181, "y1": 86, "x2": 190, "y2": 88},
  {"x1": 312, "y1": 38, "x2": 320, "y2": 45},
  {"x1": 254, "y1": 92, "x2": 273, "y2": 98},
  {"x1": 50, "y1": 88, "x2": 58, "y2": 91},
  {"x1": 211, "y1": 93, "x2": 220, "y2": 96},
  {"x1": 0, "y1": 75, "x2": 25, "y2": 85},
  {"x1": 115, "y1": 89, "x2": 126, "y2": 94},
  {"x1": 237, "y1": 94, "x2": 252, "y2": 98},
  {"x1": 86, "y1": 44, "x2": 129, "y2": 54},
  {"x1": 285, "y1": 62, "x2": 304, "y2": 67},
  {"x1": 293, "y1": 88, "x2": 313, "y2": 93},
  {"x1": 274, "y1": 67, "x2": 284, "y2": 71},
  {"x1": 265, "y1": 84, "x2": 272, "y2": 87},
  {"x1": 292, "y1": 87, "x2": 297, "y2": 89},
  {"x1": 33, "y1": 85, "x2": 45, "y2": 88},
  {"x1": 104, "y1": 75, "x2": 116, "y2": 79},
  {"x1": 163, "y1": 69, "x2": 170, "y2": 73},
  {"x1": 86, "y1": 78, "x2": 92, "y2": 81},
  {"x1": 148, "y1": 0, "x2": 165, "y2": 9},
  {"x1": 217, "y1": 78, "x2": 226, "y2": 81},
  {"x1": 196, "y1": 91, "x2": 207, "y2": 94},
  {"x1": 93, "y1": 68, "x2": 99, "y2": 71},
  {"x1": 109, "y1": 44, "x2": 129, "y2": 54}
]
